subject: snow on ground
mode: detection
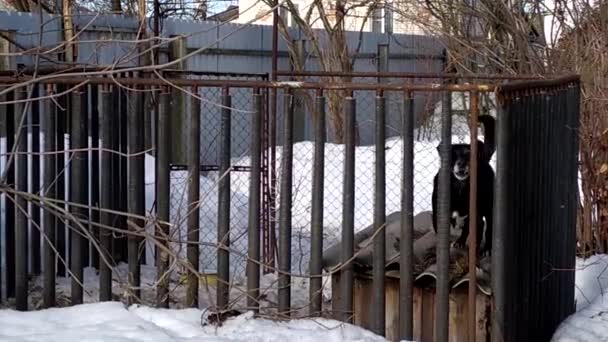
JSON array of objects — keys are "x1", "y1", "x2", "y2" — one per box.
[
  {"x1": 552, "y1": 255, "x2": 608, "y2": 341},
  {"x1": 0, "y1": 302, "x2": 385, "y2": 342}
]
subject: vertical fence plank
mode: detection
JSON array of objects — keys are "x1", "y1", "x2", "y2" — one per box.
[
  {"x1": 156, "y1": 90, "x2": 171, "y2": 307},
  {"x1": 247, "y1": 90, "x2": 263, "y2": 312},
  {"x1": 400, "y1": 91, "x2": 415, "y2": 340},
  {"x1": 99, "y1": 87, "x2": 113, "y2": 302},
  {"x1": 491, "y1": 89, "x2": 511, "y2": 342},
  {"x1": 341, "y1": 96, "x2": 356, "y2": 323},
  {"x1": 15, "y1": 89, "x2": 28, "y2": 311},
  {"x1": 467, "y1": 91, "x2": 479, "y2": 342},
  {"x1": 4, "y1": 90, "x2": 15, "y2": 299},
  {"x1": 31, "y1": 84, "x2": 41, "y2": 275},
  {"x1": 435, "y1": 89, "x2": 452, "y2": 342},
  {"x1": 278, "y1": 92, "x2": 294, "y2": 316},
  {"x1": 217, "y1": 88, "x2": 232, "y2": 312},
  {"x1": 90, "y1": 86, "x2": 100, "y2": 269},
  {"x1": 116, "y1": 85, "x2": 128, "y2": 263},
  {"x1": 372, "y1": 93, "x2": 386, "y2": 335},
  {"x1": 81, "y1": 86, "x2": 90, "y2": 269},
  {"x1": 127, "y1": 87, "x2": 144, "y2": 304},
  {"x1": 70, "y1": 90, "x2": 88, "y2": 305},
  {"x1": 309, "y1": 93, "x2": 325, "y2": 316},
  {"x1": 55, "y1": 85, "x2": 67, "y2": 278},
  {"x1": 0, "y1": 87, "x2": 5, "y2": 301},
  {"x1": 186, "y1": 88, "x2": 200, "y2": 308},
  {"x1": 42, "y1": 85, "x2": 56, "y2": 308}
]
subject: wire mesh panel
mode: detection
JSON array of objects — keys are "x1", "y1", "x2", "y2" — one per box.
[{"x1": 169, "y1": 74, "x2": 268, "y2": 285}]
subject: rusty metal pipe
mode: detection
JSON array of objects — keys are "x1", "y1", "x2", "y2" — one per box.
[
  {"x1": 0, "y1": 76, "x2": 500, "y2": 92},
  {"x1": 468, "y1": 91, "x2": 479, "y2": 342},
  {"x1": 276, "y1": 70, "x2": 547, "y2": 80}
]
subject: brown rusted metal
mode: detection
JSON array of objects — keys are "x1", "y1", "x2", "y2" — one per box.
[
  {"x1": 468, "y1": 91, "x2": 479, "y2": 342},
  {"x1": 276, "y1": 70, "x2": 548, "y2": 80},
  {"x1": 0, "y1": 76, "x2": 499, "y2": 91},
  {"x1": 496, "y1": 74, "x2": 580, "y2": 93},
  {"x1": 0, "y1": 67, "x2": 268, "y2": 78}
]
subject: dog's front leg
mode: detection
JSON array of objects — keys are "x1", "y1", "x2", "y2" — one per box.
[{"x1": 452, "y1": 216, "x2": 469, "y2": 249}]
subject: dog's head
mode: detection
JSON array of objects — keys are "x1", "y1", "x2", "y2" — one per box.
[{"x1": 437, "y1": 143, "x2": 472, "y2": 181}]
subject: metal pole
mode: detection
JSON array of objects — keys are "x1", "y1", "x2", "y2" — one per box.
[
  {"x1": 372, "y1": 92, "x2": 386, "y2": 336},
  {"x1": 278, "y1": 92, "x2": 294, "y2": 316},
  {"x1": 42, "y1": 85, "x2": 57, "y2": 308},
  {"x1": 309, "y1": 93, "x2": 325, "y2": 316},
  {"x1": 435, "y1": 89, "x2": 452, "y2": 341},
  {"x1": 468, "y1": 91, "x2": 479, "y2": 342},
  {"x1": 31, "y1": 84, "x2": 41, "y2": 275},
  {"x1": 217, "y1": 88, "x2": 232, "y2": 312},
  {"x1": 55, "y1": 86, "x2": 66, "y2": 277},
  {"x1": 187, "y1": 88, "x2": 201, "y2": 308},
  {"x1": 99, "y1": 87, "x2": 113, "y2": 302},
  {"x1": 90, "y1": 86, "x2": 100, "y2": 269},
  {"x1": 127, "y1": 87, "x2": 144, "y2": 304},
  {"x1": 341, "y1": 96, "x2": 356, "y2": 323},
  {"x1": 292, "y1": 39, "x2": 306, "y2": 142},
  {"x1": 266, "y1": 3, "x2": 279, "y2": 274},
  {"x1": 492, "y1": 93, "x2": 509, "y2": 342},
  {"x1": 247, "y1": 90, "x2": 263, "y2": 312},
  {"x1": 156, "y1": 90, "x2": 171, "y2": 307},
  {"x1": 4, "y1": 89, "x2": 15, "y2": 299},
  {"x1": 15, "y1": 89, "x2": 28, "y2": 311},
  {"x1": 399, "y1": 91, "x2": 415, "y2": 339},
  {"x1": 377, "y1": 44, "x2": 389, "y2": 75},
  {"x1": 70, "y1": 90, "x2": 88, "y2": 306}
]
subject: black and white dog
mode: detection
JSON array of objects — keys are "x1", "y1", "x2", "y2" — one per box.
[{"x1": 431, "y1": 115, "x2": 495, "y2": 256}]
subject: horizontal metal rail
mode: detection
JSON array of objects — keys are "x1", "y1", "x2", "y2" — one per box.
[
  {"x1": 276, "y1": 70, "x2": 550, "y2": 80},
  {"x1": 0, "y1": 76, "x2": 499, "y2": 92},
  {"x1": 0, "y1": 66, "x2": 269, "y2": 79}
]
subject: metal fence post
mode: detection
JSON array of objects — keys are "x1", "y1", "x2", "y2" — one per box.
[
  {"x1": 90, "y1": 85, "x2": 100, "y2": 269},
  {"x1": 292, "y1": 39, "x2": 306, "y2": 142},
  {"x1": 187, "y1": 88, "x2": 201, "y2": 308},
  {"x1": 399, "y1": 91, "x2": 415, "y2": 340},
  {"x1": 42, "y1": 85, "x2": 57, "y2": 308},
  {"x1": 309, "y1": 92, "x2": 325, "y2": 316},
  {"x1": 70, "y1": 90, "x2": 88, "y2": 306},
  {"x1": 15, "y1": 88, "x2": 28, "y2": 311},
  {"x1": 371, "y1": 92, "x2": 386, "y2": 336},
  {"x1": 467, "y1": 91, "x2": 479, "y2": 342},
  {"x1": 247, "y1": 89, "x2": 263, "y2": 312},
  {"x1": 341, "y1": 96, "x2": 356, "y2": 323},
  {"x1": 377, "y1": 44, "x2": 389, "y2": 75},
  {"x1": 435, "y1": 88, "x2": 452, "y2": 342},
  {"x1": 156, "y1": 90, "x2": 171, "y2": 307},
  {"x1": 278, "y1": 91, "x2": 294, "y2": 316},
  {"x1": 168, "y1": 36, "x2": 187, "y2": 166},
  {"x1": 4, "y1": 93, "x2": 15, "y2": 298},
  {"x1": 217, "y1": 88, "x2": 232, "y2": 312},
  {"x1": 127, "y1": 86, "x2": 144, "y2": 304},
  {"x1": 55, "y1": 86, "x2": 67, "y2": 278},
  {"x1": 99, "y1": 86, "x2": 113, "y2": 302},
  {"x1": 31, "y1": 84, "x2": 41, "y2": 275}
]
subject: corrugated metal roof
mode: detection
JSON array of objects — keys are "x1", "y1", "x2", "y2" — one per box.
[{"x1": 322, "y1": 210, "x2": 492, "y2": 295}]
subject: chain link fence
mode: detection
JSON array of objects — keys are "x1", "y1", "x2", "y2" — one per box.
[{"x1": 169, "y1": 73, "x2": 268, "y2": 283}]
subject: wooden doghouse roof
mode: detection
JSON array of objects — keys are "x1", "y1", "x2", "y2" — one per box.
[{"x1": 321, "y1": 211, "x2": 492, "y2": 295}]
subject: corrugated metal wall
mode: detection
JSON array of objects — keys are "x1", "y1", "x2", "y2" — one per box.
[
  {"x1": 494, "y1": 80, "x2": 580, "y2": 341},
  {"x1": 0, "y1": 10, "x2": 445, "y2": 147}
]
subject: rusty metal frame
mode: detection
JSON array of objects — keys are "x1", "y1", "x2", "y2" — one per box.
[{"x1": 276, "y1": 70, "x2": 548, "y2": 80}]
